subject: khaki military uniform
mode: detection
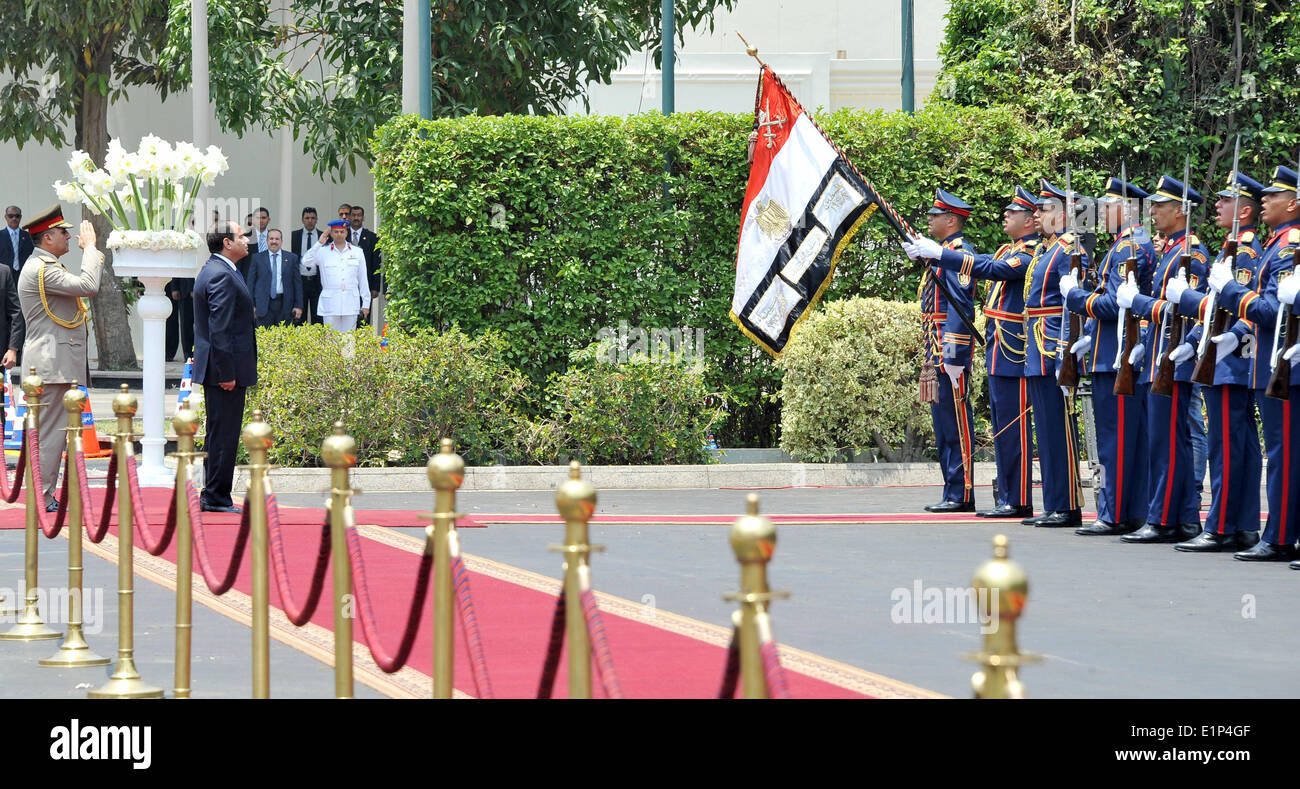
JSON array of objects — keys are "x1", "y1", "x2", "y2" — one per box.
[{"x1": 17, "y1": 245, "x2": 103, "y2": 498}]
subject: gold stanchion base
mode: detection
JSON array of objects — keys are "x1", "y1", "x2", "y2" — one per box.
[
  {"x1": 88, "y1": 677, "x2": 165, "y2": 699},
  {"x1": 39, "y1": 645, "x2": 112, "y2": 668},
  {"x1": 0, "y1": 620, "x2": 62, "y2": 641}
]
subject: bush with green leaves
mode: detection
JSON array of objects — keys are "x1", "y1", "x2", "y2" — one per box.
[
  {"x1": 777, "y1": 297, "x2": 988, "y2": 463},
  {"x1": 372, "y1": 108, "x2": 1060, "y2": 447},
  {"x1": 244, "y1": 323, "x2": 528, "y2": 467},
  {"x1": 526, "y1": 342, "x2": 727, "y2": 466}
]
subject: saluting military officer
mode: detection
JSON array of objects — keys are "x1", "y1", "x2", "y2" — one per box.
[
  {"x1": 913, "y1": 189, "x2": 978, "y2": 513},
  {"x1": 904, "y1": 186, "x2": 1039, "y2": 519},
  {"x1": 1210, "y1": 164, "x2": 1300, "y2": 562},
  {"x1": 1060, "y1": 177, "x2": 1155, "y2": 536},
  {"x1": 301, "y1": 218, "x2": 370, "y2": 332},
  {"x1": 1165, "y1": 172, "x2": 1266, "y2": 552},
  {"x1": 1115, "y1": 175, "x2": 1209, "y2": 543},
  {"x1": 15, "y1": 206, "x2": 102, "y2": 512}
]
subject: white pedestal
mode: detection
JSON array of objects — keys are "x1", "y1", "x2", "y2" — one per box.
[{"x1": 111, "y1": 245, "x2": 200, "y2": 488}]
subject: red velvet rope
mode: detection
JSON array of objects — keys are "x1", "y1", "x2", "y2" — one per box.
[
  {"x1": 535, "y1": 591, "x2": 567, "y2": 699},
  {"x1": 124, "y1": 454, "x2": 177, "y2": 556},
  {"x1": 759, "y1": 640, "x2": 791, "y2": 700},
  {"x1": 579, "y1": 589, "x2": 624, "y2": 700},
  {"x1": 0, "y1": 434, "x2": 24, "y2": 503},
  {"x1": 265, "y1": 493, "x2": 331, "y2": 626},
  {"x1": 344, "y1": 521, "x2": 432, "y2": 673},
  {"x1": 718, "y1": 629, "x2": 740, "y2": 699},
  {"x1": 185, "y1": 479, "x2": 251, "y2": 595},
  {"x1": 76, "y1": 449, "x2": 116, "y2": 544},
  {"x1": 449, "y1": 554, "x2": 494, "y2": 699},
  {"x1": 28, "y1": 427, "x2": 69, "y2": 538}
]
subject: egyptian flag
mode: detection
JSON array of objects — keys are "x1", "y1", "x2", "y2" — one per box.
[{"x1": 731, "y1": 66, "x2": 906, "y2": 357}]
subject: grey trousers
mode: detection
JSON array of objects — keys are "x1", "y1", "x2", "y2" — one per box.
[{"x1": 35, "y1": 382, "x2": 74, "y2": 499}]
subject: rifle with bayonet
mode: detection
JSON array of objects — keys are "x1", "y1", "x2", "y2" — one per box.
[
  {"x1": 1264, "y1": 145, "x2": 1300, "y2": 400},
  {"x1": 1114, "y1": 162, "x2": 1141, "y2": 396},
  {"x1": 1191, "y1": 136, "x2": 1242, "y2": 385},
  {"x1": 1057, "y1": 164, "x2": 1083, "y2": 389},
  {"x1": 1151, "y1": 156, "x2": 1195, "y2": 397}
]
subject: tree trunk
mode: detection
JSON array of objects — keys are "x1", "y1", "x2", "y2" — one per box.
[{"x1": 75, "y1": 65, "x2": 138, "y2": 371}]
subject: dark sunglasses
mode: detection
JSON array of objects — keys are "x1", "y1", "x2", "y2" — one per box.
[{"x1": 5, "y1": 214, "x2": 19, "y2": 219}]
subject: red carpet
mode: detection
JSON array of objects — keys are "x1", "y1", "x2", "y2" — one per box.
[{"x1": 2, "y1": 485, "x2": 898, "y2": 698}]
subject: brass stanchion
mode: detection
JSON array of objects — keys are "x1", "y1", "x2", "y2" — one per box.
[
  {"x1": 90, "y1": 384, "x2": 163, "y2": 698},
  {"x1": 39, "y1": 385, "x2": 110, "y2": 667},
  {"x1": 963, "y1": 534, "x2": 1041, "y2": 699},
  {"x1": 322, "y1": 422, "x2": 355, "y2": 699},
  {"x1": 0, "y1": 368, "x2": 60, "y2": 641},
  {"x1": 724, "y1": 494, "x2": 788, "y2": 699},
  {"x1": 426, "y1": 438, "x2": 464, "y2": 699},
  {"x1": 241, "y1": 410, "x2": 273, "y2": 699},
  {"x1": 550, "y1": 461, "x2": 602, "y2": 699},
  {"x1": 171, "y1": 407, "x2": 204, "y2": 698}
]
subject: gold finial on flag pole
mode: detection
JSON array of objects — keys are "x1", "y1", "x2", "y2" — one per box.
[{"x1": 736, "y1": 32, "x2": 766, "y2": 67}]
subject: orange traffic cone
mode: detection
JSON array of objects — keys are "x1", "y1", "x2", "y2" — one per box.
[{"x1": 78, "y1": 385, "x2": 112, "y2": 458}]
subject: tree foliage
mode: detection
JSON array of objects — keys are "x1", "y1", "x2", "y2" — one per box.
[
  {"x1": 159, "y1": 0, "x2": 737, "y2": 181},
  {"x1": 937, "y1": 0, "x2": 1300, "y2": 198}
]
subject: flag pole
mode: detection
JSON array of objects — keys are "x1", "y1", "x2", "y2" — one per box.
[{"x1": 736, "y1": 32, "x2": 767, "y2": 69}]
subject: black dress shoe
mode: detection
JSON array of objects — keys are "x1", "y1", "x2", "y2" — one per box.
[
  {"x1": 1035, "y1": 509, "x2": 1082, "y2": 528},
  {"x1": 927, "y1": 500, "x2": 975, "y2": 513},
  {"x1": 1236, "y1": 531, "x2": 1260, "y2": 550},
  {"x1": 976, "y1": 504, "x2": 1032, "y2": 519},
  {"x1": 1174, "y1": 531, "x2": 1239, "y2": 552},
  {"x1": 201, "y1": 503, "x2": 242, "y2": 514},
  {"x1": 1178, "y1": 523, "x2": 1202, "y2": 540},
  {"x1": 1233, "y1": 541, "x2": 1297, "y2": 562},
  {"x1": 45, "y1": 497, "x2": 58, "y2": 513},
  {"x1": 1076, "y1": 519, "x2": 1139, "y2": 536},
  {"x1": 1290, "y1": 560, "x2": 1300, "y2": 570},
  {"x1": 1121, "y1": 523, "x2": 1181, "y2": 543}
]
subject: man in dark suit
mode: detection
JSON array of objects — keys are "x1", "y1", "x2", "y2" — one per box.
[
  {"x1": 0, "y1": 262, "x2": 23, "y2": 370},
  {"x1": 246, "y1": 229, "x2": 302, "y2": 327},
  {"x1": 290, "y1": 207, "x2": 323, "y2": 324},
  {"x1": 348, "y1": 204, "x2": 380, "y2": 323},
  {"x1": 165, "y1": 276, "x2": 194, "y2": 361},
  {"x1": 0, "y1": 206, "x2": 34, "y2": 275},
  {"x1": 193, "y1": 220, "x2": 255, "y2": 513}
]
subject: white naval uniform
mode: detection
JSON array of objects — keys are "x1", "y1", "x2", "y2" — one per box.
[{"x1": 301, "y1": 240, "x2": 369, "y2": 332}]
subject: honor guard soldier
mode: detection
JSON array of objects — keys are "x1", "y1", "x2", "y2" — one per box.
[
  {"x1": 905, "y1": 187, "x2": 1039, "y2": 519},
  {"x1": 301, "y1": 218, "x2": 371, "y2": 332},
  {"x1": 1211, "y1": 164, "x2": 1300, "y2": 562},
  {"x1": 1116, "y1": 175, "x2": 1209, "y2": 543},
  {"x1": 915, "y1": 189, "x2": 977, "y2": 513},
  {"x1": 1060, "y1": 177, "x2": 1155, "y2": 536},
  {"x1": 1168, "y1": 172, "x2": 1265, "y2": 552}
]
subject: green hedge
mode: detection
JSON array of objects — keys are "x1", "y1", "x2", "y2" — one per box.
[
  {"x1": 777, "y1": 298, "x2": 988, "y2": 462},
  {"x1": 372, "y1": 106, "x2": 1065, "y2": 447}
]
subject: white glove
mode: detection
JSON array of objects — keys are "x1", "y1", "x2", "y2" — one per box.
[
  {"x1": 1168, "y1": 342, "x2": 1195, "y2": 363},
  {"x1": 1285, "y1": 342, "x2": 1300, "y2": 362},
  {"x1": 943, "y1": 363, "x2": 963, "y2": 390},
  {"x1": 1211, "y1": 332, "x2": 1239, "y2": 356},
  {"x1": 1279, "y1": 273, "x2": 1300, "y2": 306},
  {"x1": 1208, "y1": 261, "x2": 1233, "y2": 293},
  {"x1": 1070, "y1": 334, "x2": 1091, "y2": 360},
  {"x1": 1117, "y1": 272, "x2": 1139, "y2": 309},
  {"x1": 902, "y1": 241, "x2": 920, "y2": 260},
  {"x1": 1164, "y1": 268, "x2": 1189, "y2": 302},
  {"x1": 906, "y1": 236, "x2": 943, "y2": 261},
  {"x1": 1128, "y1": 343, "x2": 1145, "y2": 366},
  {"x1": 1058, "y1": 272, "x2": 1079, "y2": 299}
]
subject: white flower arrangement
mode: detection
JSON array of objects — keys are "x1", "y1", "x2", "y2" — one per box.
[{"x1": 54, "y1": 135, "x2": 229, "y2": 252}]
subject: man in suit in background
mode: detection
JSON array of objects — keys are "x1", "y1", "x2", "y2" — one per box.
[
  {"x1": 17, "y1": 207, "x2": 101, "y2": 512},
  {"x1": 348, "y1": 204, "x2": 380, "y2": 323},
  {"x1": 246, "y1": 229, "x2": 302, "y2": 327},
  {"x1": 193, "y1": 220, "x2": 255, "y2": 513},
  {"x1": 165, "y1": 275, "x2": 194, "y2": 361},
  {"x1": 0, "y1": 206, "x2": 34, "y2": 275},
  {"x1": 291, "y1": 207, "x2": 323, "y2": 324}
]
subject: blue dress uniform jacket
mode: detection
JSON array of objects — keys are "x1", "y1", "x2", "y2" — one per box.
[
  {"x1": 1217, "y1": 221, "x2": 1300, "y2": 547},
  {"x1": 939, "y1": 233, "x2": 1037, "y2": 509},
  {"x1": 1067, "y1": 224, "x2": 1156, "y2": 374},
  {"x1": 1022, "y1": 232, "x2": 1086, "y2": 378},
  {"x1": 1128, "y1": 229, "x2": 1209, "y2": 385},
  {"x1": 1177, "y1": 228, "x2": 1263, "y2": 388},
  {"x1": 923, "y1": 232, "x2": 977, "y2": 505}
]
